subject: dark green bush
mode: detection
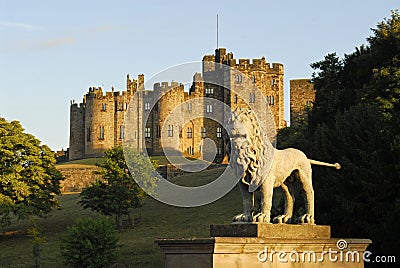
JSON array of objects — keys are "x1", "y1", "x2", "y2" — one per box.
[{"x1": 60, "y1": 217, "x2": 119, "y2": 268}]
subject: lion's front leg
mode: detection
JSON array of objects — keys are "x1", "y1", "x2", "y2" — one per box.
[
  {"x1": 253, "y1": 181, "x2": 274, "y2": 223},
  {"x1": 273, "y1": 183, "x2": 293, "y2": 224},
  {"x1": 232, "y1": 179, "x2": 254, "y2": 223}
]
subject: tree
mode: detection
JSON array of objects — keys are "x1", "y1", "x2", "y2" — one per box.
[
  {"x1": 60, "y1": 217, "x2": 119, "y2": 267},
  {"x1": 27, "y1": 220, "x2": 46, "y2": 268},
  {"x1": 79, "y1": 146, "x2": 157, "y2": 228},
  {"x1": 309, "y1": 53, "x2": 346, "y2": 128},
  {"x1": 0, "y1": 118, "x2": 63, "y2": 226},
  {"x1": 279, "y1": 11, "x2": 400, "y2": 267}
]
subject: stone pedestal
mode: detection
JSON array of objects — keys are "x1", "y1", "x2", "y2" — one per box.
[{"x1": 156, "y1": 224, "x2": 371, "y2": 268}]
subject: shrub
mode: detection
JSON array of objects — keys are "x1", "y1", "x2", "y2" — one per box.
[{"x1": 60, "y1": 217, "x2": 119, "y2": 267}]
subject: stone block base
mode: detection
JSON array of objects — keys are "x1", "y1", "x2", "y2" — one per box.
[
  {"x1": 156, "y1": 225, "x2": 371, "y2": 268},
  {"x1": 211, "y1": 223, "x2": 331, "y2": 239}
]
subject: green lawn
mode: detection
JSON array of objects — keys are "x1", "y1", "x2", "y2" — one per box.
[
  {"x1": 0, "y1": 167, "x2": 242, "y2": 267},
  {"x1": 57, "y1": 157, "x2": 105, "y2": 167},
  {"x1": 57, "y1": 156, "x2": 200, "y2": 167},
  {"x1": 150, "y1": 155, "x2": 204, "y2": 166}
]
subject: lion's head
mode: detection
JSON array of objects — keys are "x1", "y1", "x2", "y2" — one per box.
[{"x1": 227, "y1": 108, "x2": 275, "y2": 192}]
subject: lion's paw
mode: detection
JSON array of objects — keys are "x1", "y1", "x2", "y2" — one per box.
[
  {"x1": 253, "y1": 213, "x2": 271, "y2": 223},
  {"x1": 232, "y1": 213, "x2": 252, "y2": 223},
  {"x1": 273, "y1": 215, "x2": 291, "y2": 224},
  {"x1": 299, "y1": 214, "x2": 315, "y2": 224}
]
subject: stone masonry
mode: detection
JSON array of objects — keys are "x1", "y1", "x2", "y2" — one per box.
[
  {"x1": 69, "y1": 48, "x2": 314, "y2": 161},
  {"x1": 290, "y1": 79, "x2": 315, "y2": 125}
]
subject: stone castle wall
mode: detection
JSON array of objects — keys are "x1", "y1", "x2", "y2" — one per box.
[
  {"x1": 69, "y1": 103, "x2": 85, "y2": 160},
  {"x1": 57, "y1": 165, "x2": 101, "y2": 193},
  {"x1": 69, "y1": 49, "x2": 314, "y2": 161},
  {"x1": 290, "y1": 79, "x2": 315, "y2": 125}
]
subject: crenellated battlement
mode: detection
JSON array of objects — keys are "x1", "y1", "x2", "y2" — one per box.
[
  {"x1": 127, "y1": 73, "x2": 144, "y2": 92},
  {"x1": 153, "y1": 81, "x2": 184, "y2": 91},
  {"x1": 203, "y1": 48, "x2": 283, "y2": 74},
  {"x1": 234, "y1": 58, "x2": 283, "y2": 73},
  {"x1": 83, "y1": 82, "x2": 135, "y2": 103},
  {"x1": 70, "y1": 102, "x2": 85, "y2": 109}
]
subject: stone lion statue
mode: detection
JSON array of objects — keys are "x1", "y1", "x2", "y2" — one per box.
[{"x1": 227, "y1": 108, "x2": 340, "y2": 224}]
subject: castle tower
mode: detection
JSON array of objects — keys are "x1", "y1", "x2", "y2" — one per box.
[
  {"x1": 201, "y1": 48, "x2": 285, "y2": 153},
  {"x1": 69, "y1": 102, "x2": 85, "y2": 160},
  {"x1": 290, "y1": 79, "x2": 315, "y2": 125},
  {"x1": 84, "y1": 87, "x2": 115, "y2": 157},
  {"x1": 69, "y1": 74, "x2": 144, "y2": 160},
  {"x1": 152, "y1": 82, "x2": 185, "y2": 155}
]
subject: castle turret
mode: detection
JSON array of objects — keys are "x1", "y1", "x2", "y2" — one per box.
[
  {"x1": 127, "y1": 74, "x2": 145, "y2": 94},
  {"x1": 69, "y1": 103, "x2": 85, "y2": 160},
  {"x1": 84, "y1": 87, "x2": 115, "y2": 157},
  {"x1": 290, "y1": 79, "x2": 315, "y2": 125},
  {"x1": 138, "y1": 74, "x2": 145, "y2": 88}
]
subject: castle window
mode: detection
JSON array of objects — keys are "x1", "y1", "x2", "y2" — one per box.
[
  {"x1": 252, "y1": 75, "x2": 256, "y2": 83},
  {"x1": 267, "y1": 96, "x2": 275, "y2": 105},
  {"x1": 187, "y1": 103, "x2": 192, "y2": 111},
  {"x1": 235, "y1": 74, "x2": 242, "y2": 84},
  {"x1": 86, "y1": 128, "x2": 91, "y2": 142},
  {"x1": 168, "y1": 125, "x2": 173, "y2": 137},
  {"x1": 234, "y1": 95, "x2": 238, "y2": 104},
  {"x1": 201, "y1": 127, "x2": 206, "y2": 138},
  {"x1": 271, "y1": 79, "x2": 275, "y2": 86},
  {"x1": 205, "y1": 88, "x2": 214, "y2": 95},
  {"x1": 187, "y1": 127, "x2": 193, "y2": 138},
  {"x1": 145, "y1": 127, "x2": 151, "y2": 138},
  {"x1": 144, "y1": 102, "x2": 150, "y2": 111},
  {"x1": 120, "y1": 125, "x2": 125, "y2": 139},
  {"x1": 217, "y1": 127, "x2": 222, "y2": 138},
  {"x1": 101, "y1": 103, "x2": 107, "y2": 111},
  {"x1": 206, "y1": 104, "x2": 213, "y2": 113},
  {"x1": 157, "y1": 125, "x2": 161, "y2": 137},
  {"x1": 123, "y1": 102, "x2": 128, "y2": 110},
  {"x1": 249, "y1": 93, "x2": 255, "y2": 103},
  {"x1": 99, "y1": 126, "x2": 105, "y2": 140},
  {"x1": 217, "y1": 147, "x2": 223, "y2": 155}
]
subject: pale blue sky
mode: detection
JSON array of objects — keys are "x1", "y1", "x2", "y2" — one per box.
[{"x1": 0, "y1": 1, "x2": 398, "y2": 150}]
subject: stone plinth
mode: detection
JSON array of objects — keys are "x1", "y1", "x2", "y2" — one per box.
[
  {"x1": 211, "y1": 224, "x2": 330, "y2": 239},
  {"x1": 156, "y1": 224, "x2": 371, "y2": 268}
]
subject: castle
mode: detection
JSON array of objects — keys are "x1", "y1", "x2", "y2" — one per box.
[{"x1": 69, "y1": 48, "x2": 314, "y2": 161}]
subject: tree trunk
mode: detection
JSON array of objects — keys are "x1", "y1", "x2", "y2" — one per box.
[{"x1": 116, "y1": 214, "x2": 123, "y2": 230}]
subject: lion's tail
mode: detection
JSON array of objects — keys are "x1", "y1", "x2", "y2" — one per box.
[{"x1": 309, "y1": 159, "x2": 341, "y2": 169}]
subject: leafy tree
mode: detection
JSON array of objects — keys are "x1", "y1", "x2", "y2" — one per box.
[
  {"x1": 279, "y1": 11, "x2": 400, "y2": 267},
  {"x1": 27, "y1": 220, "x2": 46, "y2": 268},
  {"x1": 60, "y1": 217, "x2": 119, "y2": 268},
  {"x1": 0, "y1": 118, "x2": 63, "y2": 226},
  {"x1": 309, "y1": 53, "x2": 346, "y2": 128},
  {"x1": 79, "y1": 146, "x2": 157, "y2": 228}
]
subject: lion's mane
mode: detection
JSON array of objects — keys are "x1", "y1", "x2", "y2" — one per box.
[{"x1": 229, "y1": 108, "x2": 275, "y2": 189}]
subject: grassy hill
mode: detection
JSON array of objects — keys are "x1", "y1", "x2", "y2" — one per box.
[
  {"x1": 57, "y1": 156, "x2": 202, "y2": 168},
  {"x1": 0, "y1": 167, "x2": 242, "y2": 267}
]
